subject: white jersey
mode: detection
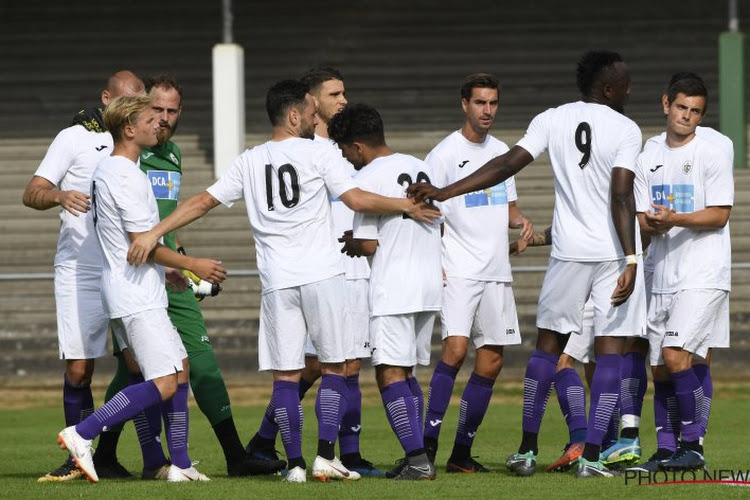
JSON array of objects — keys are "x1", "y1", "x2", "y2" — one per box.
[
  {"x1": 207, "y1": 137, "x2": 356, "y2": 293},
  {"x1": 427, "y1": 130, "x2": 517, "y2": 281},
  {"x1": 642, "y1": 126, "x2": 734, "y2": 273},
  {"x1": 315, "y1": 134, "x2": 370, "y2": 280},
  {"x1": 516, "y1": 101, "x2": 643, "y2": 261},
  {"x1": 353, "y1": 153, "x2": 442, "y2": 316},
  {"x1": 635, "y1": 135, "x2": 733, "y2": 294},
  {"x1": 35, "y1": 125, "x2": 113, "y2": 269},
  {"x1": 91, "y1": 155, "x2": 167, "y2": 318}
]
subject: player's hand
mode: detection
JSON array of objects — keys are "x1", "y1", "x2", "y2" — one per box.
[
  {"x1": 404, "y1": 200, "x2": 441, "y2": 224},
  {"x1": 407, "y1": 182, "x2": 445, "y2": 203},
  {"x1": 339, "y1": 230, "x2": 360, "y2": 257},
  {"x1": 165, "y1": 267, "x2": 188, "y2": 292},
  {"x1": 127, "y1": 232, "x2": 159, "y2": 266},
  {"x1": 190, "y1": 258, "x2": 227, "y2": 283},
  {"x1": 611, "y1": 264, "x2": 636, "y2": 306},
  {"x1": 510, "y1": 238, "x2": 529, "y2": 255},
  {"x1": 644, "y1": 204, "x2": 676, "y2": 233},
  {"x1": 58, "y1": 190, "x2": 91, "y2": 216},
  {"x1": 515, "y1": 216, "x2": 534, "y2": 241}
]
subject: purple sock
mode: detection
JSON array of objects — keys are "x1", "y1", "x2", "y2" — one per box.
[
  {"x1": 338, "y1": 374, "x2": 362, "y2": 456},
  {"x1": 653, "y1": 380, "x2": 679, "y2": 452},
  {"x1": 381, "y1": 380, "x2": 423, "y2": 454},
  {"x1": 522, "y1": 350, "x2": 557, "y2": 433},
  {"x1": 554, "y1": 368, "x2": 587, "y2": 443},
  {"x1": 258, "y1": 398, "x2": 279, "y2": 441},
  {"x1": 585, "y1": 354, "x2": 621, "y2": 448},
  {"x1": 299, "y1": 377, "x2": 314, "y2": 401},
  {"x1": 424, "y1": 361, "x2": 458, "y2": 440},
  {"x1": 63, "y1": 374, "x2": 94, "y2": 427},
  {"x1": 454, "y1": 373, "x2": 494, "y2": 448},
  {"x1": 408, "y1": 376, "x2": 424, "y2": 431},
  {"x1": 129, "y1": 373, "x2": 167, "y2": 469},
  {"x1": 620, "y1": 352, "x2": 647, "y2": 426},
  {"x1": 316, "y1": 374, "x2": 347, "y2": 444},
  {"x1": 162, "y1": 383, "x2": 190, "y2": 469},
  {"x1": 603, "y1": 400, "x2": 620, "y2": 448},
  {"x1": 693, "y1": 364, "x2": 712, "y2": 437},
  {"x1": 273, "y1": 380, "x2": 304, "y2": 460},
  {"x1": 669, "y1": 368, "x2": 704, "y2": 442},
  {"x1": 76, "y1": 380, "x2": 162, "y2": 440}
]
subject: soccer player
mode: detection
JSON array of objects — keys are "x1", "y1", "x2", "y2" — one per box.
[
  {"x1": 420, "y1": 73, "x2": 532, "y2": 473},
  {"x1": 627, "y1": 73, "x2": 732, "y2": 472},
  {"x1": 247, "y1": 68, "x2": 382, "y2": 475},
  {"x1": 331, "y1": 103, "x2": 442, "y2": 480},
  {"x1": 23, "y1": 71, "x2": 145, "y2": 482},
  {"x1": 126, "y1": 80, "x2": 439, "y2": 483},
  {"x1": 408, "y1": 50, "x2": 648, "y2": 478},
  {"x1": 92, "y1": 76, "x2": 284, "y2": 478},
  {"x1": 57, "y1": 94, "x2": 226, "y2": 483}
]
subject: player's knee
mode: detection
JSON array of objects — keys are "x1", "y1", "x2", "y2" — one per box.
[
  {"x1": 556, "y1": 353, "x2": 576, "y2": 371},
  {"x1": 66, "y1": 359, "x2": 94, "y2": 385},
  {"x1": 441, "y1": 337, "x2": 468, "y2": 367},
  {"x1": 662, "y1": 347, "x2": 691, "y2": 373},
  {"x1": 153, "y1": 374, "x2": 178, "y2": 401}
]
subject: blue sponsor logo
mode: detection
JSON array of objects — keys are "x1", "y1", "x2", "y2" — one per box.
[
  {"x1": 464, "y1": 182, "x2": 508, "y2": 208},
  {"x1": 148, "y1": 170, "x2": 181, "y2": 200},
  {"x1": 651, "y1": 184, "x2": 694, "y2": 213}
]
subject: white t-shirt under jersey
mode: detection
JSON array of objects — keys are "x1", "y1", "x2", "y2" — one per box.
[
  {"x1": 642, "y1": 126, "x2": 734, "y2": 274},
  {"x1": 91, "y1": 155, "x2": 167, "y2": 318},
  {"x1": 315, "y1": 134, "x2": 370, "y2": 280},
  {"x1": 207, "y1": 137, "x2": 356, "y2": 293},
  {"x1": 353, "y1": 153, "x2": 442, "y2": 316},
  {"x1": 516, "y1": 101, "x2": 643, "y2": 261},
  {"x1": 427, "y1": 130, "x2": 517, "y2": 281},
  {"x1": 35, "y1": 125, "x2": 113, "y2": 269},
  {"x1": 635, "y1": 134, "x2": 733, "y2": 294}
]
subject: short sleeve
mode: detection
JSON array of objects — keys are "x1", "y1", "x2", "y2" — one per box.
[
  {"x1": 515, "y1": 109, "x2": 552, "y2": 159},
  {"x1": 703, "y1": 150, "x2": 734, "y2": 207},
  {"x1": 612, "y1": 121, "x2": 642, "y2": 172},
  {"x1": 206, "y1": 153, "x2": 247, "y2": 207},
  {"x1": 424, "y1": 146, "x2": 451, "y2": 188},
  {"x1": 633, "y1": 154, "x2": 650, "y2": 213},
  {"x1": 35, "y1": 127, "x2": 79, "y2": 185},
  {"x1": 505, "y1": 176, "x2": 518, "y2": 203},
  {"x1": 316, "y1": 146, "x2": 357, "y2": 198},
  {"x1": 116, "y1": 170, "x2": 158, "y2": 233}
]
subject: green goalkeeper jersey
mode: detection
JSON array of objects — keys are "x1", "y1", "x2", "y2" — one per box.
[{"x1": 140, "y1": 141, "x2": 210, "y2": 348}]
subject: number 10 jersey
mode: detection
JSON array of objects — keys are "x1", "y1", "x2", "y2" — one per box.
[
  {"x1": 207, "y1": 137, "x2": 356, "y2": 293},
  {"x1": 516, "y1": 101, "x2": 642, "y2": 262}
]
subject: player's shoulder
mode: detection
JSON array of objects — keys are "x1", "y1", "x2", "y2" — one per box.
[
  {"x1": 693, "y1": 134, "x2": 727, "y2": 162},
  {"x1": 696, "y1": 126, "x2": 733, "y2": 156},
  {"x1": 486, "y1": 134, "x2": 510, "y2": 152}
]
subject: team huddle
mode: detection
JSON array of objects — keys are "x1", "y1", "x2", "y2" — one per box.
[{"x1": 24, "y1": 49, "x2": 733, "y2": 483}]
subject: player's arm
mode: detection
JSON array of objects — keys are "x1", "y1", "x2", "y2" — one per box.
[
  {"x1": 338, "y1": 187, "x2": 440, "y2": 224},
  {"x1": 22, "y1": 176, "x2": 90, "y2": 215},
  {"x1": 508, "y1": 201, "x2": 533, "y2": 241},
  {"x1": 510, "y1": 226, "x2": 551, "y2": 255},
  {"x1": 610, "y1": 167, "x2": 637, "y2": 306},
  {"x1": 644, "y1": 204, "x2": 731, "y2": 232},
  {"x1": 407, "y1": 146, "x2": 534, "y2": 202},
  {"x1": 340, "y1": 230, "x2": 378, "y2": 257},
  {"x1": 128, "y1": 191, "x2": 221, "y2": 266},
  {"x1": 128, "y1": 231, "x2": 226, "y2": 283}
]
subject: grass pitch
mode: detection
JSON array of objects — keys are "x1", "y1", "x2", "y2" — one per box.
[{"x1": 3, "y1": 380, "x2": 750, "y2": 499}]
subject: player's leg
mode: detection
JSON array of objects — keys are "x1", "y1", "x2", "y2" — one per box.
[
  {"x1": 376, "y1": 312, "x2": 437, "y2": 480},
  {"x1": 692, "y1": 354, "x2": 712, "y2": 441},
  {"x1": 547, "y1": 354, "x2": 587, "y2": 472}
]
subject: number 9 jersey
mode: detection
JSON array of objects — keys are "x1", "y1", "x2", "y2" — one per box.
[
  {"x1": 516, "y1": 101, "x2": 642, "y2": 261},
  {"x1": 206, "y1": 137, "x2": 356, "y2": 293}
]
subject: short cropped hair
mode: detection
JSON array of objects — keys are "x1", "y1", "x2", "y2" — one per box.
[
  {"x1": 328, "y1": 103, "x2": 385, "y2": 146},
  {"x1": 145, "y1": 74, "x2": 183, "y2": 105},
  {"x1": 576, "y1": 50, "x2": 623, "y2": 98},
  {"x1": 103, "y1": 94, "x2": 153, "y2": 143},
  {"x1": 300, "y1": 67, "x2": 345, "y2": 94},
  {"x1": 266, "y1": 79, "x2": 310, "y2": 126},
  {"x1": 666, "y1": 72, "x2": 708, "y2": 112},
  {"x1": 460, "y1": 73, "x2": 499, "y2": 101}
]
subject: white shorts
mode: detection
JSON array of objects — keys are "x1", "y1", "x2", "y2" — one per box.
[
  {"x1": 536, "y1": 257, "x2": 647, "y2": 338},
  {"x1": 54, "y1": 265, "x2": 110, "y2": 360},
  {"x1": 259, "y1": 275, "x2": 347, "y2": 372},
  {"x1": 563, "y1": 301, "x2": 595, "y2": 364},
  {"x1": 110, "y1": 308, "x2": 186, "y2": 380},
  {"x1": 369, "y1": 311, "x2": 436, "y2": 367},
  {"x1": 441, "y1": 278, "x2": 521, "y2": 348},
  {"x1": 304, "y1": 278, "x2": 371, "y2": 359},
  {"x1": 647, "y1": 289, "x2": 728, "y2": 366}
]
